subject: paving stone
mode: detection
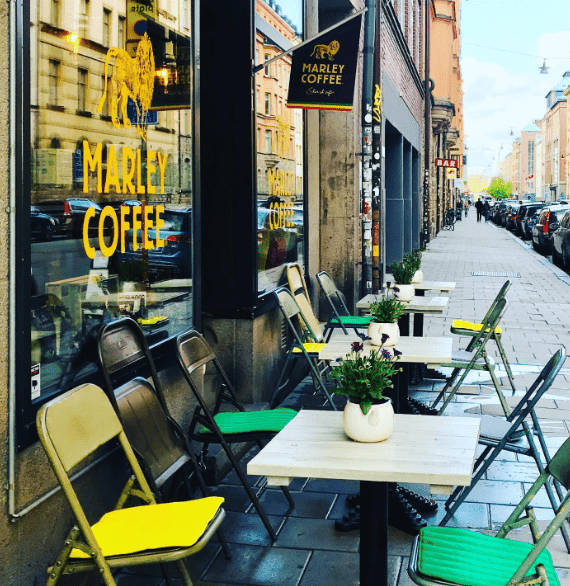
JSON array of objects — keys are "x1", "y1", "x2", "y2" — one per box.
[
  {"x1": 303, "y1": 478, "x2": 360, "y2": 494},
  {"x1": 221, "y1": 511, "x2": 285, "y2": 546},
  {"x1": 203, "y1": 543, "x2": 311, "y2": 585},
  {"x1": 256, "y1": 489, "x2": 336, "y2": 519},
  {"x1": 274, "y1": 517, "x2": 360, "y2": 552},
  {"x1": 490, "y1": 503, "x2": 554, "y2": 525},
  {"x1": 297, "y1": 550, "x2": 359, "y2": 586},
  {"x1": 485, "y1": 461, "x2": 540, "y2": 483},
  {"x1": 429, "y1": 502, "x2": 490, "y2": 529},
  {"x1": 459, "y1": 479, "x2": 525, "y2": 505},
  {"x1": 209, "y1": 484, "x2": 256, "y2": 513}
]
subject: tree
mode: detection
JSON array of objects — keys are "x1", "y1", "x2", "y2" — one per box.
[{"x1": 485, "y1": 177, "x2": 512, "y2": 200}]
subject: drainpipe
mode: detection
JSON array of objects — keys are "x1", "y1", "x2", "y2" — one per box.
[{"x1": 422, "y1": 0, "x2": 431, "y2": 246}]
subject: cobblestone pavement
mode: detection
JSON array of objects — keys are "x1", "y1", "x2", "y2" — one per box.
[{"x1": 115, "y1": 211, "x2": 570, "y2": 586}]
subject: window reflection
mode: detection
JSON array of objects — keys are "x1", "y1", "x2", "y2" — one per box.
[
  {"x1": 256, "y1": 0, "x2": 304, "y2": 293},
  {"x1": 30, "y1": 0, "x2": 194, "y2": 401}
]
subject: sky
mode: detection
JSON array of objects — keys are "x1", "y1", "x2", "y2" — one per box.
[{"x1": 461, "y1": 0, "x2": 570, "y2": 177}]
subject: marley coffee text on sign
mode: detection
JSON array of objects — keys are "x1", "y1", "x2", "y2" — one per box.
[{"x1": 287, "y1": 14, "x2": 362, "y2": 111}]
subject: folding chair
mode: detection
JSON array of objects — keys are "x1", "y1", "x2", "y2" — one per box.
[
  {"x1": 316, "y1": 270, "x2": 373, "y2": 340},
  {"x1": 432, "y1": 298, "x2": 510, "y2": 416},
  {"x1": 272, "y1": 286, "x2": 337, "y2": 410},
  {"x1": 409, "y1": 435, "x2": 570, "y2": 586},
  {"x1": 450, "y1": 280, "x2": 516, "y2": 392},
  {"x1": 97, "y1": 317, "x2": 231, "y2": 562},
  {"x1": 36, "y1": 383, "x2": 225, "y2": 586},
  {"x1": 439, "y1": 348, "x2": 570, "y2": 553},
  {"x1": 175, "y1": 329, "x2": 297, "y2": 542},
  {"x1": 286, "y1": 263, "x2": 325, "y2": 340}
]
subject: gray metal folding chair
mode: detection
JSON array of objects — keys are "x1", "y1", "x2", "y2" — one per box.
[
  {"x1": 439, "y1": 348, "x2": 570, "y2": 553},
  {"x1": 450, "y1": 280, "x2": 516, "y2": 392},
  {"x1": 272, "y1": 286, "x2": 337, "y2": 410},
  {"x1": 432, "y1": 298, "x2": 510, "y2": 416},
  {"x1": 316, "y1": 271, "x2": 373, "y2": 340},
  {"x1": 409, "y1": 435, "x2": 570, "y2": 586}
]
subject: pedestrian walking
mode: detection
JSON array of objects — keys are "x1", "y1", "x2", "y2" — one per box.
[
  {"x1": 475, "y1": 198, "x2": 484, "y2": 222},
  {"x1": 464, "y1": 201, "x2": 469, "y2": 217},
  {"x1": 483, "y1": 200, "x2": 491, "y2": 223}
]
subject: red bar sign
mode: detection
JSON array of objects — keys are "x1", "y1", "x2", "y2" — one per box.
[{"x1": 435, "y1": 158, "x2": 458, "y2": 168}]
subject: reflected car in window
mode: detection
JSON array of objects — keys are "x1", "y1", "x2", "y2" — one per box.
[
  {"x1": 111, "y1": 206, "x2": 192, "y2": 282},
  {"x1": 31, "y1": 205, "x2": 58, "y2": 241},
  {"x1": 257, "y1": 204, "x2": 303, "y2": 271}
]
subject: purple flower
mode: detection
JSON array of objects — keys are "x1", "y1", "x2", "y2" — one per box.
[
  {"x1": 335, "y1": 357, "x2": 342, "y2": 362},
  {"x1": 393, "y1": 349, "x2": 402, "y2": 357},
  {"x1": 393, "y1": 287, "x2": 400, "y2": 293},
  {"x1": 381, "y1": 348, "x2": 392, "y2": 359},
  {"x1": 381, "y1": 333, "x2": 390, "y2": 343},
  {"x1": 351, "y1": 341, "x2": 364, "y2": 353}
]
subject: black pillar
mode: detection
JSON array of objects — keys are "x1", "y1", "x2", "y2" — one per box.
[
  {"x1": 412, "y1": 148, "x2": 420, "y2": 250},
  {"x1": 403, "y1": 141, "x2": 412, "y2": 254}
]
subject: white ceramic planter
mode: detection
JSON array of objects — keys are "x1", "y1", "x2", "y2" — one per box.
[
  {"x1": 411, "y1": 270, "x2": 424, "y2": 284},
  {"x1": 368, "y1": 321, "x2": 400, "y2": 347},
  {"x1": 343, "y1": 399, "x2": 394, "y2": 443},
  {"x1": 393, "y1": 284, "x2": 415, "y2": 302}
]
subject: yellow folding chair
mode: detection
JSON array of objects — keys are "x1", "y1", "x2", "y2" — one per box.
[{"x1": 37, "y1": 383, "x2": 225, "y2": 586}]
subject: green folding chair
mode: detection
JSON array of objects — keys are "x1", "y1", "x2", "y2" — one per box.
[
  {"x1": 316, "y1": 270, "x2": 373, "y2": 340},
  {"x1": 432, "y1": 298, "x2": 510, "y2": 416},
  {"x1": 450, "y1": 280, "x2": 516, "y2": 392},
  {"x1": 408, "y1": 435, "x2": 570, "y2": 586},
  {"x1": 272, "y1": 286, "x2": 337, "y2": 410},
  {"x1": 37, "y1": 383, "x2": 225, "y2": 586}
]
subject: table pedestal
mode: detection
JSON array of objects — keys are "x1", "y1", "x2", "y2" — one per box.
[{"x1": 360, "y1": 481, "x2": 388, "y2": 586}]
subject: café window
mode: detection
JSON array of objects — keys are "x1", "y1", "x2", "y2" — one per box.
[
  {"x1": 51, "y1": 0, "x2": 60, "y2": 28},
  {"x1": 255, "y1": 0, "x2": 305, "y2": 294},
  {"x1": 17, "y1": 0, "x2": 196, "y2": 448}
]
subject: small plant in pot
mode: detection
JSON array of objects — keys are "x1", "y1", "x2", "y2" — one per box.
[
  {"x1": 389, "y1": 260, "x2": 416, "y2": 302},
  {"x1": 405, "y1": 250, "x2": 423, "y2": 284},
  {"x1": 367, "y1": 297, "x2": 406, "y2": 347},
  {"x1": 331, "y1": 341, "x2": 402, "y2": 442}
]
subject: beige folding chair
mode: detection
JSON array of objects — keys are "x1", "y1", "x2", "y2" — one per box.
[{"x1": 37, "y1": 383, "x2": 225, "y2": 586}]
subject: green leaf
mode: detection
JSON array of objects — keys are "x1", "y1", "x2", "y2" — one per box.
[{"x1": 360, "y1": 400, "x2": 372, "y2": 415}]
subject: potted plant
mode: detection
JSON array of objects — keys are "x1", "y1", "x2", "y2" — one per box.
[
  {"x1": 367, "y1": 297, "x2": 405, "y2": 347},
  {"x1": 389, "y1": 260, "x2": 416, "y2": 302},
  {"x1": 405, "y1": 250, "x2": 423, "y2": 284},
  {"x1": 331, "y1": 341, "x2": 402, "y2": 442}
]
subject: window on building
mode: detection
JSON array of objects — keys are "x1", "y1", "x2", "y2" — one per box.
[
  {"x1": 118, "y1": 16, "x2": 125, "y2": 48},
  {"x1": 265, "y1": 53, "x2": 271, "y2": 76},
  {"x1": 264, "y1": 92, "x2": 271, "y2": 115},
  {"x1": 16, "y1": 0, "x2": 196, "y2": 448},
  {"x1": 80, "y1": 0, "x2": 90, "y2": 35},
  {"x1": 103, "y1": 8, "x2": 111, "y2": 47},
  {"x1": 255, "y1": 1, "x2": 305, "y2": 294},
  {"x1": 528, "y1": 141, "x2": 534, "y2": 175},
  {"x1": 51, "y1": 0, "x2": 60, "y2": 28},
  {"x1": 78, "y1": 68, "x2": 88, "y2": 111},
  {"x1": 48, "y1": 60, "x2": 59, "y2": 106}
]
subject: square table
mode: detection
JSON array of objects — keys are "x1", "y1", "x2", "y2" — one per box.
[
  {"x1": 248, "y1": 411, "x2": 481, "y2": 586},
  {"x1": 384, "y1": 275, "x2": 456, "y2": 294}
]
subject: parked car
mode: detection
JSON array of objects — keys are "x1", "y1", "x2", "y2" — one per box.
[
  {"x1": 552, "y1": 210, "x2": 570, "y2": 267},
  {"x1": 492, "y1": 201, "x2": 510, "y2": 225},
  {"x1": 504, "y1": 203, "x2": 521, "y2": 232},
  {"x1": 34, "y1": 198, "x2": 102, "y2": 238},
  {"x1": 532, "y1": 205, "x2": 570, "y2": 254},
  {"x1": 105, "y1": 200, "x2": 142, "y2": 212},
  {"x1": 524, "y1": 210, "x2": 542, "y2": 241},
  {"x1": 514, "y1": 203, "x2": 545, "y2": 239},
  {"x1": 31, "y1": 206, "x2": 58, "y2": 241},
  {"x1": 111, "y1": 206, "x2": 192, "y2": 282}
]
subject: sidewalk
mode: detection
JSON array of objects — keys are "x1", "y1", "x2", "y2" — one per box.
[{"x1": 117, "y1": 212, "x2": 570, "y2": 586}]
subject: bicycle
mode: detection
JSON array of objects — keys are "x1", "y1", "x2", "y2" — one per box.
[{"x1": 443, "y1": 209, "x2": 455, "y2": 230}]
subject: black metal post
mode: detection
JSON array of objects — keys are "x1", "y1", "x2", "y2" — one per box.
[{"x1": 360, "y1": 481, "x2": 388, "y2": 586}]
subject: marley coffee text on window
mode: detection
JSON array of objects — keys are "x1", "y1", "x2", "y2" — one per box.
[{"x1": 287, "y1": 14, "x2": 362, "y2": 111}]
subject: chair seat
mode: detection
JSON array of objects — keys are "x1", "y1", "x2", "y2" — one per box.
[
  {"x1": 416, "y1": 526, "x2": 560, "y2": 586},
  {"x1": 199, "y1": 408, "x2": 298, "y2": 435},
  {"x1": 444, "y1": 350, "x2": 495, "y2": 369},
  {"x1": 70, "y1": 497, "x2": 225, "y2": 559},
  {"x1": 462, "y1": 414, "x2": 526, "y2": 442},
  {"x1": 330, "y1": 316, "x2": 373, "y2": 326},
  {"x1": 451, "y1": 319, "x2": 502, "y2": 336},
  {"x1": 292, "y1": 343, "x2": 327, "y2": 354}
]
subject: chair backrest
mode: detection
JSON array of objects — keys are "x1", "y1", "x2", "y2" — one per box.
[
  {"x1": 98, "y1": 317, "x2": 168, "y2": 414},
  {"x1": 316, "y1": 271, "x2": 351, "y2": 319},
  {"x1": 114, "y1": 377, "x2": 190, "y2": 489},
  {"x1": 274, "y1": 287, "x2": 323, "y2": 345},
  {"x1": 286, "y1": 263, "x2": 324, "y2": 340},
  {"x1": 481, "y1": 280, "x2": 510, "y2": 323},
  {"x1": 469, "y1": 297, "x2": 509, "y2": 353},
  {"x1": 547, "y1": 436, "x2": 570, "y2": 491},
  {"x1": 175, "y1": 329, "x2": 243, "y2": 415}
]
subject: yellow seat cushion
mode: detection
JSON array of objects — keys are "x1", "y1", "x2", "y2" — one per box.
[
  {"x1": 70, "y1": 496, "x2": 224, "y2": 559},
  {"x1": 292, "y1": 343, "x2": 327, "y2": 354},
  {"x1": 452, "y1": 319, "x2": 502, "y2": 335}
]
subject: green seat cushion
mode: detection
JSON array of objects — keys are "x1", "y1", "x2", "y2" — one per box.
[
  {"x1": 330, "y1": 315, "x2": 373, "y2": 326},
  {"x1": 418, "y1": 527, "x2": 560, "y2": 586},
  {"x1": 199, "y1": 408, "x2": 298, "y2": 435}
]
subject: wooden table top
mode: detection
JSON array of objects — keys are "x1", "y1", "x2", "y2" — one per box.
[
  {"x1": 356, "y1": 294, "x2": 449, "y2": 313},
  {"x1": 247, "y1": 411, "x2": 480, "y2": 494},
  {"x1": 318, "y1": 336, "x2": 453, "y2": 365},
  {"x1": 384, "y1": 277, "x2": 456, "y2": 293}
]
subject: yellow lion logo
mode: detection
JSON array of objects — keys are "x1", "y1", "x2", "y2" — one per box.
[
  {"x1": 97, "y1": 33, "x2": 155, "y2": 139},
  {"x1": 310, "y1": 40, "x2": 340, "y2": 61}
]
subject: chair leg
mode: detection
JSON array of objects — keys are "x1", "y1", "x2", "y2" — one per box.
[
  {"x1": 176, "y1": 560, "x2": 194, "y2": 586},
  {"x1": 270, "y1": 353, "x2": 295, "y2": 408},
  {"x1": 281, "y1": 485, "x2": 296, "y2": 507},
  {"x1": 435, "y1": 366, "x2": 473, "y2": 415},
  {"x1": 495, "y1": 335, "x2": 516, "y2": 393},
  {"x1": 431, "y1": 367, "x2": 461, "y2": 410},
  {"x1": 484, "y1": 355, "x2": 511, "y2": 417}
]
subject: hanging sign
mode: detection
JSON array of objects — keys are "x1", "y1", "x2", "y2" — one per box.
[
  {"x1": 446, "y1": 168, "x2": 457, "y2": 179},
  {"x1": 435, "y1": 158, "x2": 458, "y2": 168},
  {"x1": 286, "y1": 14, "x2": 362, "y2": 111}
]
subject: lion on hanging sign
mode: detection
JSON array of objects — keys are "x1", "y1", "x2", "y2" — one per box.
[
  {"x1": 97, "y1": 33, "x2": 155, "y2": 139},
  {"x1": 310, "y1": 40, "x2": 340, "y2": 61}
]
